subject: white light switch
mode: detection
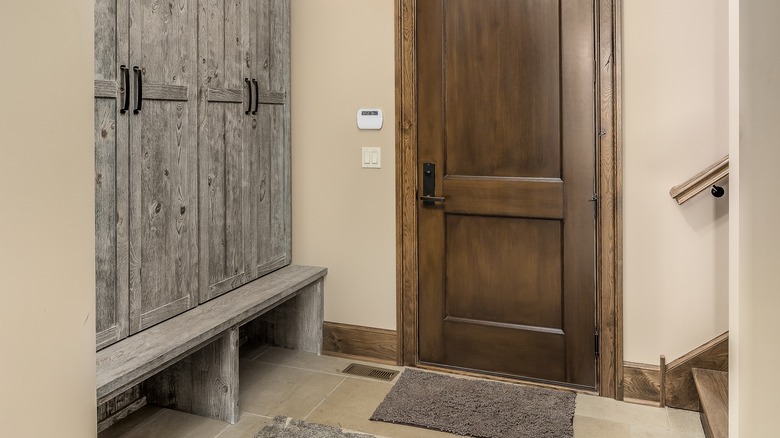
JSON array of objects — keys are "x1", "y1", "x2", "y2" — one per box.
[{"x1": 361, "y1": 147, "x2": 381, "y2": 169}]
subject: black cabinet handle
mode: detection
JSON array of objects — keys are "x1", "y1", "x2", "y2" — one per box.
[
  {"x1": 245, "y1": 78, "x2": 252, "y2": 115},
  {"x1": 133, "y1": 66, "x2": 143, "y2": 114},
  {"x1": 252, "y1": 79, "x2": 259, "y2": 115},
  {"x1": 120, "y1": 65, "x2": 130, "y2": 114}
]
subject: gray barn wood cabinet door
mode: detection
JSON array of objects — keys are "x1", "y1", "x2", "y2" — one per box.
[
  {"x1": 197, "y1": 0, "x2": 253, "y2": 303},
  {"x1": 95, "y1": 0, "x2": 130, "y2": 350},
  {"x1": 127, "y1": 0, "x2": 199, "y2": 333},
  {"x1": 198, "y1": 0, "x2": 291, "y2": 303},
  {"x1": 250, "y1": 0, "x2": 291, "y2": 279}
]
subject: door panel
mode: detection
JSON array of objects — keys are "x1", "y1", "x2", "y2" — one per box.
[
  {"x1": 198, "y1": 0, "x2": 252, "y2": 302},
  {"x1": 95, "y1": 0, "x2": 130, "y2": 350},
  {"x1": 250, "y1": 0, "x2": 291, "y2": 278},
  {"x1": 445, "y1": 215, "x2": 562, "y2": 329},
  {"x1": 444, "y1": 0, "x2": 560, "y2": 178},
  {"x1": 128, "y1": 0, "x2": 198, "y2": 333},
  {"x1": 418, "y1": 0, "x2": 597, "y2": 387}
]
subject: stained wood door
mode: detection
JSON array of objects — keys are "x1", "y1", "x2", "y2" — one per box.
[
  {"x1": 417, "y1": 0, "x2": 597, "y2": 387},
  {"x1": 94, "y1": 0, "x2": 130, "y2": 350},
  {"x1": 249, "y1": 0, "x2": 291, "y2": 279},
  {"x1": 198, "y1": 0, "x2": 253, "y2": 303},
  {"x1": 128, "y1": 0, "x2": 199, "y2": 333}
]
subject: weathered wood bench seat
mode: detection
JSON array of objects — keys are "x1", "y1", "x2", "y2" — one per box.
[{"x1": 96, "y1": 264, "x2": 326, "y2": 424}]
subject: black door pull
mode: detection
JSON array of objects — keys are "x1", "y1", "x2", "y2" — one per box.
[
  {"x1": 420, "y1": 162, "x2": 445, "y2": 205},
  {"x1": 133, "y1": 66, "x2": 143, "y2": 114},
  {"x1": 252, "y1": 79, "x2": 259, "y2": 115},
  {"x1": 245, "y1": 78, "x2": 252, "y2": 115},
  {"x1": 120, "y1": 65, "x2": 130, "y2": 114}
]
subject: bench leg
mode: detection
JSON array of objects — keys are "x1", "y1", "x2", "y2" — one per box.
[
  {"x1": 248, "y1": 278, "x2": 324, "y2": 354},
  {"x1": 144, "y1": 326, "x2": 240, "y2": 424}
]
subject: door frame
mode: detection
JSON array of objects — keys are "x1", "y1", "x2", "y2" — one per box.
[{"x1": 394, "y1": 0, "x2": 625, "y2": 399}]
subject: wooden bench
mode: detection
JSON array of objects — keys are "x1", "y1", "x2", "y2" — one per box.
[{"x1": 96, "y1": 265, "x2": 327, "y2": 425}]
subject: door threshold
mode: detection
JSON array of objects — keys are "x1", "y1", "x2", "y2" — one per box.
[{"x1": 416, "y1": 362, "x2": 598, "y2": 396}]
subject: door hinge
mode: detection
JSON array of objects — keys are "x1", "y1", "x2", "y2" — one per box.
[
  {"x1": 589, "y1": 194, "x2": 599, "y2": 220},
  {"x1": 595, "y1": 331, "x2": 600, "y2": 358}
]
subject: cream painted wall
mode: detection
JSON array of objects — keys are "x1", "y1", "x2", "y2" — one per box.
[
  {"x1": 736, "y1": 0, "x2": 780, "y2": 435},
  {"x1": 291, "y1": 0, "x2": 732, "y2": 365},
  {"x1": 727, "y1": 0, "x2": 740, "y2": 433},
  {"x1": 0, "y1": 1, "x2": 96, "y2": 436},
  {"x1": 623, "y1": 0, "x2": 730, "y2": 363},
  {"x1": 291, "y1": 0, "x2": 397, "y2": 329}
]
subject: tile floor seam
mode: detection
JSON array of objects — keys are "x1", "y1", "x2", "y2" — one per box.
[
  {"x1": 247, "y1": 347, "x2": 270, "y2": 361},
  {"x1": 211, "y1": 422, "x2": 231, "y2": 438},
  {"x1": 303, "y1": 376, "x2": 348, "y2": 422}
]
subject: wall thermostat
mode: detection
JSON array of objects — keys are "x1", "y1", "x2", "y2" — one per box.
[{"x1": 357, "y1": 108, "x2": 383, "y2": 130}]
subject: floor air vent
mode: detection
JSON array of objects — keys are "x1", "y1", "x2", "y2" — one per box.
[{"x1": 341, "y1": 363, "x2": 399, "y2": 381}]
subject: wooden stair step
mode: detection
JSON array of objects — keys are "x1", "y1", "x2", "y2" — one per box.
[{"x1": 692, "y1": 368, "x2": 728, "y2": 438}]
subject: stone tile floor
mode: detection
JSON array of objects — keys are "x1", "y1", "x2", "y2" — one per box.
[{"x1": 100, "y1": 346, "x2": 705, "y2": 438}]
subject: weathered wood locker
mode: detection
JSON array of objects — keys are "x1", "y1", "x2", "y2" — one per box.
[
  {"x1": 127, "y1": 0, "x2": 199, "y2": 334},
  {"x1": 252, "y1": 0, "x2": 292, "y2": 282},
  {"x1": 94, "y1": 0, "x2": 130, "y2": 350},
  {"x1": 95, "y1": 0, "x2": 199, "y2": 347},
  {"x1": 95, "y1": 0, "x2": 291, "y2": 348},
  {"x1": 198, "y1": 0, "x2": 292, "y2": 303}
]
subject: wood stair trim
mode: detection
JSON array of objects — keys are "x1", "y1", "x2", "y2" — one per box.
[
  {"x1": 622, "y1": 332, "x2": 728, "y2": 410},
  {"x1": 669, "y1": 155, "x2": 729, "y2": 205},
  {"x1": 665, "y1": 332, "x2": 729, "y2": 410},
  {"x1": 692, "y1": 368, "x2": 728, "y2": 438},
  {"x1": 668, "y1": 332, "x2": 729, "y2": 371}
]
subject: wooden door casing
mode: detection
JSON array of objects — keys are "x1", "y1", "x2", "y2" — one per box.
[
  {"x1": 95, "y1": 0, "x2": 130, "y2": 350},
  {"x1": 128, "y1": 0, "x2": 199, "y2": 333},
  {"x1": 197, "y1": 0, "x2": 252, "y2": 303},
  {"x1": 417, "y1": 0, "x2": 597, "y2": 387}
]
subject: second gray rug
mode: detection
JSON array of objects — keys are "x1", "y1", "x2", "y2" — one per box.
[
  {"x1": 254, "y1": 416, "x2": 376, "y2": 438},
  {"x1": 370, "y1": 369, "x2": 576, "y2": 438}
]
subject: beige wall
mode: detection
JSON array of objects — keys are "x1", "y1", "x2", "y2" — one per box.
[
  {"x1": 727, "y1": 0, "x2": 740, "y2": 433},
  {"x1": 291, "y1": 0, "x2": 397, "y2": 329},
  {"x1": 0, "y1": 1, "x2": 96, "y2": 436},
  {"x1": 623, "y1": 0, "x2": 730, "y2": 363},
  {"x1": 291, "y1": 1, "x2": 731, "y2": 365},
  {"x1": 736, "y1": 0, "x2": 780, "y2": 435}
]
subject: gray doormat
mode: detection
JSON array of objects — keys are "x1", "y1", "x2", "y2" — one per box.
[
  {"x1": 254, "y1": 416, "x2": 377, "y2": 438},
  {"x1": 370, "y1": 369, "x2": 576, "y2": 438}
]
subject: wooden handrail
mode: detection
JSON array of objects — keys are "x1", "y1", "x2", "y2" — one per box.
[{"x1": 669, "y1": 155, "x2": 729, "y2": 205}]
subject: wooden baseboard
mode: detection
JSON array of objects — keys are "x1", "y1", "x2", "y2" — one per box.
[
  {"x1": 322, "y1": 321, "x2": 397, "y2": 363},
  {"x1": 623, "y1": 361, "x2": 662, "y2": 404},
  {"x1": 623, "y1": 332, "x2": 728, "y2": 410}
]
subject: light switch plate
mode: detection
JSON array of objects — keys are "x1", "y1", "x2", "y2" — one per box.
[{"x1": 362, "y1": 147, "x2": 381, "y2": 169}]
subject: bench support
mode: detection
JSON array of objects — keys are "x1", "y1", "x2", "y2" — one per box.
[
  {"x1": 248, "y1": 279, "x2": 324, "y2": 354},
  {"x1": 144, "y1": 327, "x2": 240, "y2": 424}
]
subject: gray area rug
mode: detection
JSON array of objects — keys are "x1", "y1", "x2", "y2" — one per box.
[
  {"x1": 254, "y1": 416, "x2": 377, "y2": 438},
  {"x1": 370, "y1": 369, "x2": 576, "y2": 438}
]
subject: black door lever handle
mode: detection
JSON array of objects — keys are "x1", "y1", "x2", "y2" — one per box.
[
  {"x1": 421, "y1": 162, "x2": 444, "y2": 206},
  {"x1": 419, "y1": 195, "x2": 446, "y2": 204}
]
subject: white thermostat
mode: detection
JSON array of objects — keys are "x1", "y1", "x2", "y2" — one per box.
[{"x1": 357, "y1": 108, "x2": 383, "y2": 130}]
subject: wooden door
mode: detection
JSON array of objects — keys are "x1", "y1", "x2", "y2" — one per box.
[
  {"x1": 128, "y1": 0, "x2": 199, "y2": 333},
  {"x1": 94, "y1": 0, "x2": 130, "y2": 350},
  {"x1": 249, "y1": 0, "x2": 291, "y2": 279},
  {"x1": 197, "y1": 0, "x2": 253, "y2": 302},
  {"x1": 417, "y1": 0, "x2": 597, "y2": 387}
]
